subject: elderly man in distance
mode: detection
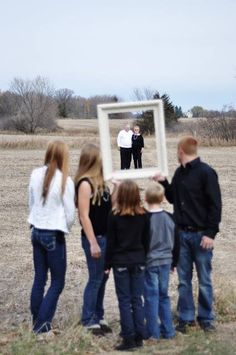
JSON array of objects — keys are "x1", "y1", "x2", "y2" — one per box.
[{"x1": 117, "y1": 123, "x2": 133, "y2": 170}]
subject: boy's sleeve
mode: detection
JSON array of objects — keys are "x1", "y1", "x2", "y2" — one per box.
[
  {"x1": 166, "y1": 212, "x2": 180, "y2": 268},
  {"x1": 160, "y1": 171, "x2": 179, "y2": 204}
]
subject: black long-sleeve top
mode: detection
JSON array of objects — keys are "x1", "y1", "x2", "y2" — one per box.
[
  {"x1": 132, "y1": 134, "x2": 144, "y2": 151},
  {"x1": 161, "y1": 157, "x2": 222, "y2": 239},
  {"x1": 105, "y1": 212, "x2": 150, "y2": 269}
]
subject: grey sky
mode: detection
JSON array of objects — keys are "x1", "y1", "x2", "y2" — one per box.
[{"x1": 1, "y1": 0, "x2": 235, "y2": 111}]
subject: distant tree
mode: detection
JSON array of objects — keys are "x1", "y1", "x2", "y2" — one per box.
[
  {"x1": 191, "y1": 106, "x2": 204, "y2": 118},
  {"x1": 133, "y1": 88, "x2": 178, "y2": 134},
  {"x1": 0, "y1": 91, "x2": 17, "y2": 117},
  {"x1": 69, "y1": 94, "x2": 120, "y2": 119},
  {"x1": 9, "y1": 76, "x2": 57, "y2": 133},
  {"x1": 55, "y1": 88, "x2": 74, "y2": 118},
  {"x1": 175, "y1": 105, "x2": 183, "y2": 118}
]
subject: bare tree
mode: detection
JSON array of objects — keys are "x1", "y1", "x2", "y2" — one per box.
[
  {"x1": 133, "y1": 87, "x2": 154, "y2": 101},
  {"x1": 10, "y1": 76, "x2": 57, "y2": 133},
  {"x1": 55, "y1": 88, "x2": 74, "y2": 118}
]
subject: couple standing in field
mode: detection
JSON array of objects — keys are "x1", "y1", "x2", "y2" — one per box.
[
  {"x1": 117, "y1": 123, "x2": 144, "y2": 170},
  {"x1": 28, "y1": 136, "x2": 221, "y2": 350}
]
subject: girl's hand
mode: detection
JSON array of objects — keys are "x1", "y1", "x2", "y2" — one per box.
[
  {"x1": 104, "y1": 269, "x2": 110, "y2": 275},
  {"x1": 90, "y1": 243, "x2": 101, "y2": 258}
]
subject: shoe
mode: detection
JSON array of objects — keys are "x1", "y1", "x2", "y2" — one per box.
[
  {"x1": 115, "y1": 338, "x2": 137, "y2": 351},
  {"x1": 99, "y1": 319, "x2": 112, "y2": 333},
  {"x1": 161, "y1": 333, "x2": 176, "y2": 339},
  {"x1": 36, "y1": 330, "x2": 55, "y2": 341},
  {"x1": 85, "y1": 324, "x2": 104, "y2": 336},
  {"x1": 135, "y1": 335, "x2": 143, "y2": 347},
  {"x1": 145, "y1": 336, "x2": 159, "y2": 345},
  {"x1": 199, "y1": 322, "x2": 216, "y2": 333},
  {"x1": 176, "y1": 320, "x2": 196, "y2": 334}
]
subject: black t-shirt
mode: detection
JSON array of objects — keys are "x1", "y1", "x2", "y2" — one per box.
[{"x1": 76, "y1": 178, "x2": 112, "y2": 237}]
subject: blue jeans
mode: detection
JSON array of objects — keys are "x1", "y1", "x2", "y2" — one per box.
[
  {"x1": 81, "y1": 235, "x2": 108, "y2": 326},
  {"x1": 113, "y1": 265, "x2": 145, "y2": 340},
  {"x1": 177, "y1": 231, "x2": 214, "y2": 324},
  {"x1": 30, "y1": 228, "x2": 66, "y2": 333},
  {"x1": 144, "y1": 264, "x2": 175, "y2": 339}
]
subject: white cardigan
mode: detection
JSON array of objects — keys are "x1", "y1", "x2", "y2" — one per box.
[
  {"x1": 28, "y1": 166, "x2": 75, "y2": 234},
  {"x1": 117, "y1": 129, "x2": 133, "y2": 148}
]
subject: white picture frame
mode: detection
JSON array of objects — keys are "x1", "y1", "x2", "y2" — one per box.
[{"x1": 97, "y1": 99, "x2": 168, "y2": 181}]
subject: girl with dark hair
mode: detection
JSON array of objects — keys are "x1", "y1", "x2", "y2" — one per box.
[
  {"x1": 106, "y1": 180, "x2": 149, "y2": 351},
  {"x1": 28, "y1": 141, "x2": 75, "y2": 335}
]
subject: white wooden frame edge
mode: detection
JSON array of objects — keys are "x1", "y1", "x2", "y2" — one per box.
[{"x1": 97, "y1": 99, "x2": 168, "y2": 181}]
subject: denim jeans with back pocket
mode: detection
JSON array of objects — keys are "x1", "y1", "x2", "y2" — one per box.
[
  {"x1": 30, "y1": 228, "x2": 66, "y2": 333},
  {"x1": 113, "y1": 265, "x2": 146, "y2": 340}
]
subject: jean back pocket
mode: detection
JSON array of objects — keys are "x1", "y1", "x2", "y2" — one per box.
[{"x1": 40, "y1": 234, "x2": 56, "y2": 251}]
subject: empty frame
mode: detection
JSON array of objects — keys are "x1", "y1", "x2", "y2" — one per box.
[{"x1": 97, "y1": 100, "x2": 168, "y2": 181}]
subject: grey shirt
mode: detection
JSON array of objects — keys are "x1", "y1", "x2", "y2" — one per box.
[{"x1": 146, "y1": 210, "x2": 175, "y2": 267}]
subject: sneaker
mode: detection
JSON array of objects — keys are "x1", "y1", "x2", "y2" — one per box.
[
  {"x1": 85, "y1": 324, "x2": 104, "y2": 336},
  {"x1": 115, "y1": 338, "x2": 137, "y2": 351},
  {"x1": 199, "y1": 322, "x2": 216, "y2": 333},
  {"x1": 145, "y1": 336, "x2": 159, "y2": 345},
  {"x1": 36, "y1": 330, "x2": 55, "y2": 342},
  {"x1": 176, "y1": 320, "x2": 196, "y2": 334},
  {"x1": 99, "y1": 319, "x2": 112, "y2": 333}
]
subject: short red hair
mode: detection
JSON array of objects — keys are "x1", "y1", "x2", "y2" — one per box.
[{"x1": 178, "y1": 136, "x2": 198, "y2": 155}]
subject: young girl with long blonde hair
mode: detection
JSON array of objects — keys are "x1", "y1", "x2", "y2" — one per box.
[
  {"x1": 28, "y1": 141, "x2": 75, "y2": 335},
  {"x1": 75, "y1": 143, "x2": 112, "y2": 334}
]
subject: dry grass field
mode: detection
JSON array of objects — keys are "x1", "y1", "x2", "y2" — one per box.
[{"x1": 0, "y1": 119, "x2": 236, "y2": 354}]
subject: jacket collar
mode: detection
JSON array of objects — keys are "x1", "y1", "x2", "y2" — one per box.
[{"x1": 181, "y1": 157, "x2": 201, "y2": 170}]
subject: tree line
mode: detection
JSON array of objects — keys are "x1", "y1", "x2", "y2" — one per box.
[
  {"x1": 190, "y1": 105, "x2": 236, "y2": 119},
  {"x1": 0, "y1": 76, "x2": 183, "y2": 134}
]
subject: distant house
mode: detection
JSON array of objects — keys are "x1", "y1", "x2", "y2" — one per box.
[{"x1": 186, "y1": 111, "x2": 193, "y2": 118}]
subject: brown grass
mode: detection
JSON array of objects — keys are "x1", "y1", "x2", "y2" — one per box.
[{"x1": 0, "y1": 119, "x2": 236, "y2": 353}]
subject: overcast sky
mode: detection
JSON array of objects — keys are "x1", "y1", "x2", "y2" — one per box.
[{"x1": 1, "y1": 0, "x2": 235, "y2": 111}]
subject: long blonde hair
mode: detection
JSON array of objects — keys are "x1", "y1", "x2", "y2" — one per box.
[
  {"x1": 113, "y1": 179, "x2": 145, "y2": 216},
  {"x1": 42, "y1": 141, "x2": 69, "y2": 204},
  {"x1": 74, "y1": 143, "x2": 105, "y2": 206}
]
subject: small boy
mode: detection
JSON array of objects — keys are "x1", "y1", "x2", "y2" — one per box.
[{"x1": 144, "y1": 181, "x2": 179, "y2": 340}]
